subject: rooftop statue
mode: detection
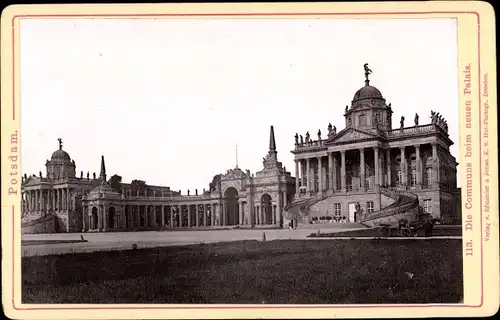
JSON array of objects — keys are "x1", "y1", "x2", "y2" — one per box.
[
  {"x1": 364, "y1": 63, "x2": 373, "y2": 82},
  {"x1": 305, "y1": 131, "x2": 310, "y2": 142},
  {"x1": 400, "y1": 116, "x2": 405, "y2": 128},
  {"x1": 414, "y1": 113, "x2": 419, "y2": 126},
  {"x1": 317, "y1": 129, "x2": 321, "y2": 141},
  {"x1": 300, "y1": 135, "x2": 304, "y2": 145},
  {"x1": 294, "y1": 133, "x2": 299, "y2": 145}
]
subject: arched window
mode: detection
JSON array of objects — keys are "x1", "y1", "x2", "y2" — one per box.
[
  {"x1": 410, "y1": 168, "x2": 417, "y2": 188},
  {"x1": 425, "y1": 167, "x2": 433, "y2": 186},
  {"x1": 396, "y1": 170, "x2": 402, "y2": 184}
]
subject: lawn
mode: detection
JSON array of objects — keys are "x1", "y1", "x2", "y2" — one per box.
[
  {"x1": 22, "y1": 239, "x2": 463, "y2": 304},
  {"x1": 309, "y1": 226, "x2": 463, "y2": 238}
]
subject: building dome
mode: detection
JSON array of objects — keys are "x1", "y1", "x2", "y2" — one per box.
[
  {"x1": 352, "y1": 85, "x2": 384, "y2": 102},
  {"x1": 51, "y1": 149, "x2": 71, "y2": 161}
]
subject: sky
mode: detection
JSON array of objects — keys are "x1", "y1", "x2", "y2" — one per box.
[{"x1": 20, "y1": 17, "x2": 459, "y2": 192}]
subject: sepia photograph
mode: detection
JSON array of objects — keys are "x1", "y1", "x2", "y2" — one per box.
[{"x1": 2, "y1": 2, "x2": 498, "y2": 319}]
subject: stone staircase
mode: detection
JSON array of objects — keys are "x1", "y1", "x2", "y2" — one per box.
[
  {"x1": 284, "y1": 187, "x2": 425, "y2": 228},
  {"x1": 359, "y1": 187, "x2": 423, "y2": 227},
  {"x1": 284, "y1": 192, "x2": 332, "y2": 223}
]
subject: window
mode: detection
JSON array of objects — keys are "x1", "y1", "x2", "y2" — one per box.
[
  {"x1": 359, "y1": 114, "x2": 366, "y2": 126},
  {"x1": 366, "y1": 201, "x2": 374, "y2": 213},
  {"x1": 334, "y1": 203, "x2": 341, "y2": 215},
  {"x1": 425, "y1": 167, "x2": 433, "y2": 185},
  {"x1": 396, "y1": 170, "x2": 402, "y2": 184},
  {"x1": 424, "y1": 199, "x2": 432, "y2": 213},
  {"x1": 410, "y1": 168, "x2": 417, "y2": 187},
  {"x1": 375, "y1": 112, "x2": 382, "y2": 124},
  {"x1": 346, "y1": 175, "x2": 353, "y2": 191}
]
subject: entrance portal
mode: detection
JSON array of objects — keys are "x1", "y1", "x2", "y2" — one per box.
[
  {"x1": 108, "y1": 206, "x2": 116, "y2": 229},
  {"x1": 261, "y1": 194, "x2": 272, "y2": 225},
  {"x1": 224, "y1": 187, "x2": 239, "y2": 226},
  {"x1": 348, "y1": 203, "x2": 356, "y2": 222},
  {"x1": 91, "y1": 207, "x2": 98, "y2": 230}
]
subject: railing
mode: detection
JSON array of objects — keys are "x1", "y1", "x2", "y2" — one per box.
[
  {"x1": 360, "y1": 187, "x2": 420, "y2": 223},
  {"x1": 294, "y1": 139, "x2": 326, "y2": 151},
  {"x1": 386, "y1": 123, "x2": 448, "y2": 137}
]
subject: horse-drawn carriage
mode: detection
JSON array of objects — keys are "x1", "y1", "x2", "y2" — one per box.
[{"x1": 376, "y1": 217, "x2": 440, "y2": 237}]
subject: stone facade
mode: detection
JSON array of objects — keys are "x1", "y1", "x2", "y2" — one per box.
[
  {"x1": 21, "y1": 127, "x2": 295, "y2": 233},
  {"x1": 21, "y1": 65, "x2": 461, "y2": 233},
  {"x1": 285, "y1": 65, "x2": 461, "y2": 226}
]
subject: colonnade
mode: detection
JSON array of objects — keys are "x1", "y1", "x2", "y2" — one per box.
[
  {"x1": 294, "y1": 143, "x2": 441, "y2": 195},
  {"x1": 22, "y1": 187, "x2": 73, "y2": 215}
]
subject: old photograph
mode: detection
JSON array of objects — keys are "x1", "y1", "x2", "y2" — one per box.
[{"x1": 19, "y1": 17, "x2": 463, "y2": 305}]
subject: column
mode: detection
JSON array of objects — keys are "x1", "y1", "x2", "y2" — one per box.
[
  {"x1": 169, "y1": 206, "x2": 174, "y2": 227},
  {"x1": 432, "y1": 143, "x2": 439, "y2": 187},
  {"x1": 50, "y1": 190, "x2": 54, "y2": 212},
  {"x1": 359, "y1": 148, "x2": 365, "y2": 190},
  {"x1": 102, "y1": 205, "x2": 108, "y2": 231},
  {"x1": 67, "y1": 188, "x2": 71, "y2": 211},
  {"x1": 144, "y1": 206, "x2": 149, "y2": 228},
  {"x1": 195, "y1": 204, "x2": 200, "y2": 227},
  {"x1": 121, "y1": 205, "x2": 126, "y2": 229},
  {"x1": 239, "y1": 201, "x2": 244, "y2": 225},
  {"x1": 187, "y1": 205, "x2": 192, "y2": 227},
  {"x1": 259, "y1": 205, "x2": 266, "y2": 225},
  {"x1": 280, "y1": 193, "x2": 285, "y2": 227},
  {"x1": 400, "y1": 146, "x2": 407, "y2": 186},
  {"x1": 328, "y1": 152, "x2": 334, "y2": 191},
  {"x1": 160, "y1": 206, "x2": 165, "y2": 227},
  {"x1": 416, "y1": 145, "x2": 422, "y2": 187},
  {"x1": 295, "y1": 160, "x2": 300, "y2": 194},
  {"x1": 97, "y1": 206, "x2": 103, "y2": 231},
  {"x1": 386, "y1": 149, "x2": 392, "y2": 187},
  {"x1": 211, "y1": 204, "x2": 215, "y2": 226},
  {"x1": 81, "y1": 205, "x2": 86, "y2": 232},
  {"x1": 374, "y1": 147, "x2": 380, "y2": 187},
  {"x1": 340, "y1": 151, "x2": 346, "y2": 192},
  {"x1": 318, "y1": 156, "x2": 323, "y2": 193},
  {"x1": 272, "y1": 205, "x2": 277, "y2": 225},
  {"x1": 203, "y1": 204, "x2": 208, "y2": 226},
  {"x1": 306, "y1": 158, "x2": 311, "y2": 192}
]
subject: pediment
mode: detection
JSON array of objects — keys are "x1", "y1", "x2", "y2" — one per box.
[
  {"x1": 326, "y1": 128, "x2": 378, "y2": 145},
  {"x1": 22, "y1": 176, "x2": 41, "y2": 187}
]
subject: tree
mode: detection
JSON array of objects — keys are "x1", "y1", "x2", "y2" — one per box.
[
  {"x1": 130, "y1": 179, "x2": 147, "y2": 196},
  {"x1": 108, "y1": 174, "x2": 122, "y2": 193}
]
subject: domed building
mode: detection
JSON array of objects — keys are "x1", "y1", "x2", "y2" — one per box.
[
  {"x1": 21, "y1": 126, "x2": 295, "y2": 233},
  {"x1": 286, "y1": 64, "x2": 461, "y2": 226}
]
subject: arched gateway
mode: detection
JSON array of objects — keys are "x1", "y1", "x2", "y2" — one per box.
[{"x1": 224, "y1": 187, "x2": 239, "y2": 226}]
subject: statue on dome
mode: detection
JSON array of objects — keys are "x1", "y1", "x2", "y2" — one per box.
[
  {"x1": 317, "y1": 129, "x2": 321, "y2": 141},
  {"x1": 58, "y1": 138, "x2": 63, "y2": 150},
  {"x1": 414, "y1": 113, "x2": 419, "y2": 126},
  {"x1": 294, "y1": 133, "x2": 299, "y2": 145},
  {"x1": 364, "y1": 63, "x2": 372, "y2": 82},
  {"x1": 400, "y1": 116, "x2": 405, "y2": 128}
]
